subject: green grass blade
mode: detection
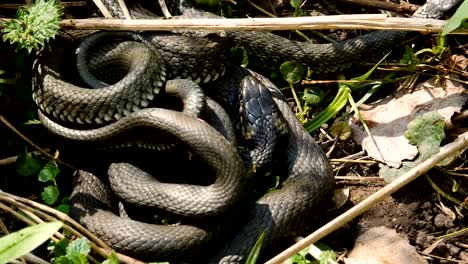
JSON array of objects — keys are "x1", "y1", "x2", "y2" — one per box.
[
  {"x1": 442, "y1": 0, "x2": 468, "y2": 36},
  {"x1": 348, "y1": 51, "x2": 391, "y2": 87},
  {"x1": 245, "y1": 231, "x2": 266, "y2": 264},
  {"x1": 0, "y1": 221, "x2": 63, "y2": 263},
  {"x1": 304, "y1": 87, "x2": 350, "y2": 132}
]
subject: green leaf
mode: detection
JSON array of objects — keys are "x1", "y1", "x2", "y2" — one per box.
[
  {"x1": 230, "y1": 46, "x2": 249, "y2": 67},
  {"x1": 315, "y1": 243, "x2": 337, "y2": 264},
  {"x1": 16, "y1": 151, "x2": 41, "y2": 176},
  {"x1": 56, "y1": 197, "x2": 71, "y2": 214},
  {"x1": 0, "y1": 222, "x2": 62, "y2": 264},
  {"x1": 52, "y1": 238, "x2": 91, "y2": 264},
  {"x1": 381, "y1": 112, "x2": 446, "y2": 183},
  {"x1": 329, "y1": 120, "x2": 352, "y2": 141},
  {"x1": 67, "y1": 238, "x2": 91, "y2": 257},
  {"x1": 290, "y1": 0, "x2": 302, "y2": 9},
  {"x1": 442, "y1": 0, "x2": 468, "y2": 35},
  {"x1": 38, "y1": 161, "x2": 60, "y2": 182},
  {"x1": 280, "y1": 61, "x2": 305, "y2": 84},
  {"x1": 53, "y1": 255, "x2": 72, "y2": 264},
  {"x1": 49, "y1": 238, "x2": 69, "y2": 258},
  {"x1": 41, "y1": 185, "x2": 60, "y2": 205},
  {"x1": 102, "y1": 251, "x2": 119, "y2": 264},
  {"x1": 302, "y1": 87, "x2": 324, "y2": 106},
  {"x1": 245, "y1": 232, "x2": 266, "y2": 264},
  {"x1": 404, "y1": 111, "x2": 445, "y2": 159}
]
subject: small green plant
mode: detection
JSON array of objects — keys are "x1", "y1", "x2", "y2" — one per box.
[
  {"x1": 380, "y1": 112, "x2": 446, "y2": 182},
  {"x1": 2, "y1": 0, "x2": 63, "y2": 53},
  {"x1": 15, "y1": 150, "x2": 69, "y2": 210},
  {"x1": 284, "y1": 243, "x2": 337, "y2": 264},
  {"x1": 298, "y1": 52, "x2": 391, "y2": 132},
  {"x1": 290, "y1": 0, "x2": 307, "y2": 17},
  {"x1": 49, "y1": 237, "x2": 121, "y2": 264}
]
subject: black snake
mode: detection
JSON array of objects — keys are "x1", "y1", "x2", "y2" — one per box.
[{"x1": 32, "y1": 0, "x2": 460, "y2": 263}]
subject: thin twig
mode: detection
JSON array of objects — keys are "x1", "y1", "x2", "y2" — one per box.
[
  {"x1": 22, "y1": 253, "x2": 50, "y2": 264},
  {"x1": 335, "y1": 176, "x2": 382, "y2": 181},
  {"x1": 91, "y1": 0, "x2": 113, "y2": 18},
  {"x1": 265, "y1": 131, "x2": 468, "y2": 264},
  {"x1": 0, "y1": 201, "x2": 37, "y2": 226},
  {"x1": 419, "y1": 252, "x2": 468, "y2": 263},
  {"x1": 329, "y1": 158, "x2": 377, "y2": 164},
  {"x1": 0, "y1": 115, "x2": 75, "y2": 169},
  {"x1": 116, "y1": 0, "x2": 132, "y2": 19}
]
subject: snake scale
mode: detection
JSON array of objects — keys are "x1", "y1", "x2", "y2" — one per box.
[{"x1": 32, "y1": 0, "x2": 460, "y2": 263}]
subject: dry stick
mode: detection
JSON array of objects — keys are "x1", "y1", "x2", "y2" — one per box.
[
  {"x1": 0, "y1": 192, "x2": 144, "y2": 264},
  {"x1": 0, "y1": 200, "x2": 100, "y2": 264},
  {"x1": 0, "y1": 115, "x2": 75, "y2": 169},
  {"x1": 0, "y1": 192, "x2": 110, "y2": 250},
  {"x1": 336, "y1": 0, "x2": 418, "y2": 13},
  {"x1": 265, "y1": 131, "x2": 468, "y2": 264},
  {"x1": 0, "y1": 201, "x2": 37, "y2": 226},
  {"x1": 1, "y1": 15, "x2": 466, "y2": 33}
]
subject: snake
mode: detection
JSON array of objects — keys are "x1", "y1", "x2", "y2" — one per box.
[{"x1": 31, "y1": 0, "x2": 460, "y2": 263}]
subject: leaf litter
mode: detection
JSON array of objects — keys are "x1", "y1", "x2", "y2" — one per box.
[{"x1": 350, "y1": 74, "x2": 467, "y2": 170}]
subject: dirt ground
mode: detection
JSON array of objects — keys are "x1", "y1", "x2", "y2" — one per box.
[{"x1": 331, "y1": 175, "x2": 468, "y2": 263}]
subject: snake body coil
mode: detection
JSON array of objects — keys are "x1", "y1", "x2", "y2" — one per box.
[{"x1": 33, "y1": 0, "x2": 459, "y2": 263}]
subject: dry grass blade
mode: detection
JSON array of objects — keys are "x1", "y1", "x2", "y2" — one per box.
[
  {"x1": 91, "y1": 0, "x2": 113, "y2": 18},
  {"x1": 117, "y1": 0, "x2": 132, "y2": 19}
]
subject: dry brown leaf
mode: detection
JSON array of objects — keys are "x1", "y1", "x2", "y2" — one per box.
[
  {"x1": 350, "y1": 75, "x2": 467, "y2": 167},
  {"x1": 346, "y1": 226, "x2": 428, "y2": 264}
]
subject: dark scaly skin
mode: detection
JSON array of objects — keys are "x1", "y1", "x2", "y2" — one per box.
[
  {"x1": 176, "y1": 0, "x2": 461, "y2": 73},
  {"x1": 33, "y1": 32, "x2": 166, "y2": 125},
  {"x1": 44, "y1": 108, "x2": 246, "y2": 217},
  {"x1": 239, "y1": 74, "x2": 288, "y2": 172},
  {"x1": 35, "y1": 0, "x2": 460, "y2": 262},
  {"x1": 71, "y1": 170, "x2": 216, "y2": 260},
  {"x1": 208, "y1": 68, "x2": 334, "y2": 263},
  {"x1": 32, "y1": 30, "x2": 226, "y2": 125}
]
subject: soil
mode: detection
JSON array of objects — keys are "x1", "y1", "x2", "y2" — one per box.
[{"x1": 330, "y1": 175, "x2": 468, "y2": 263}]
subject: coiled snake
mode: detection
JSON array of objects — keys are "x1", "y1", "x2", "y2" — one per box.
[{"x1": 32, "y1": 0, "x2": 460, "y2": 263}]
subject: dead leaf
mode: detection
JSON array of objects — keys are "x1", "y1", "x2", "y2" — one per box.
[
  {"x1": 346, "y1": 226, "x2": 428, "y2": 264},
  {"x1": 350, "y1": 74, "x2": 467, "y2": 167}
]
